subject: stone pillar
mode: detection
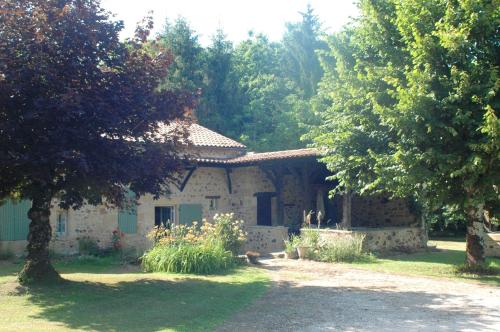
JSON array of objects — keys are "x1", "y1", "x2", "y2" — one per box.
[{"x1": 302, "y1": 165, "x2": 313, "y2": 221}]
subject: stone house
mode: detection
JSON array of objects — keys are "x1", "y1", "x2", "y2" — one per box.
[{"x1": 0, "y1": 123, "x2": 429, "y2": 255}]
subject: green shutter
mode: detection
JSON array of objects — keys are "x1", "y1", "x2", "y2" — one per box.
[
  {"x1": 118, "y1": 191, "x2": 137, "y2": 234},
  {"x1": 0, "y1": 200, "x2": 32, "y2": 241},
  {"x1": 178, "y1": 204, "x2": 202, "y2": 226}
]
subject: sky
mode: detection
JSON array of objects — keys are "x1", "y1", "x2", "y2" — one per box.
[{"x1": 100, "y1": 0, "x2": 359, "y2": 45}]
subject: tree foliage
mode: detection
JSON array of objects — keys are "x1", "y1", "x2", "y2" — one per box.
[
  {"x1": 0, "y1": 0, "x2": 192, "y2": 282},
  {"x1": 153, "y1": 8, "x2": 326, "y2": 152},
  {"x1": 312, "y1": 0, "x2": 499, "y2": 265},
  {"x1": 156, "y1": 16, "x2": 205, "y2": 92}
]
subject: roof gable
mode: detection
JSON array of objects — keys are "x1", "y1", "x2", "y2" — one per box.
[{"x1": 157, "y1": 122, "x2": 246, "y2": 149}]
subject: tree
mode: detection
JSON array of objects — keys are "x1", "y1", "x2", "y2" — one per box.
[
  {"x1": 312, "y1": 0, "x2": 499, "y2": 266},
  {"x1": 196, "y1": 29, "x2": 241, "y2": 135},
  {"x1": 156, "y1": 16, "x2": 205, "y2": 92},
  {"x1": 0, "y1": 0, "x2": 193, "y2": 283},
  {"x1": 232, "y1": 34, "x2": 303, "y2": 151},
  {"x1": 282, "y1": 4, "x2": 326, "y2": 99}
]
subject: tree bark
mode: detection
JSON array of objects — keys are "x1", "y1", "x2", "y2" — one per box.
[
  {"x1": 465, "y1": 205, "x2": 486, "y2": 266},
  {"x1": 18, "y1": 196, "x2": 60, "y2": 284}
]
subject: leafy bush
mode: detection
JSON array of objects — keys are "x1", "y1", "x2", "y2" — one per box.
[
  {"x1": 203, "y1": 213, "x2": 246, "y2": 255},
  {"x1": 0, "y1": 249, "x2": 14, "y2": 261},
  {"x1": 78, "y1": 236, "x2": 100, "y2": 256},
  {"x1": 284, "y1": 234, "x2": 301, "y2": 254},
  {"x1": 300, "y1": 229, "x2": 320, "y2": 248},
  {"x1": 317, "y1": 234, "x2": 372, "y2": 263},
  {"x1": 427, "y1": 205, "x2": 467, "y2": 237},
  {"x1": 143, "y1": 213, "x2": 246, "y2": 274},
  {"x1": 142, "y1": 242, "x2": 235, "y2": 274}
]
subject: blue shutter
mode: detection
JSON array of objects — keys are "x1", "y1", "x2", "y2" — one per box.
[
  {"x1": 118, "y1": 191, "x2": 137, "y2": 234},
  {"x1": 178, "y1": 204, "x2": 202, "y2": 226},
  {"x1": 0, "y1": 200, "x2": 32, "y2": 241}
]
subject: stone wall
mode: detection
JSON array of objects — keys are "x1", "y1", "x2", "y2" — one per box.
[
  {"x1": 282, "y1": 174, "x2": 306, "y2": 229},
  {"x1": 485, "y1": 232, "x2": 500, "y2": 257},
  {"x1": 0, "y1": 240, "x2": 26, "y2": 256},
  {"x1": 351, "y1": 196, "x2": 418, "y2": 228},
  {"x1": 0, "y1": 163, "x2": 424, "y2": 257},
  {"x1": 309, "y1": 227, "x2": 428, "y2": 252},
  {"x1": 244, "y1": 226, "x2": 288, "y2": 253}
]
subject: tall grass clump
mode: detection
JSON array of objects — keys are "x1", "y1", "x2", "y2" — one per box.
[
  {"x1": 318, "y1": 234, "x2": 372, "y2": 263},
  {"x1": 142, "y1": 213, "x2": 246, "y2": 274},
  {"x1": 142, "y1": 242, "x2": 235, "y2": 274}
]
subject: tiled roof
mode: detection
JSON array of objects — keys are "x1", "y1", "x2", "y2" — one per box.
[
  {"x1": 157, "y1": 122, "x2": 246, "y2": 149},
  {"x1": 196, "y1": 148, "x2": 319, "y2": 165}
]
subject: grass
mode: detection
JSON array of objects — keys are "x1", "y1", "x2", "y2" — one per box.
[
  {"x1": 0, "y1": 257, "x2": 269, "y2": 331},
  {"x1": 348, "y1": 238, "x2": 500, "y2": 286},
  {"x1": 142, "y1": 243, "x2": 235, "y2": 274}
]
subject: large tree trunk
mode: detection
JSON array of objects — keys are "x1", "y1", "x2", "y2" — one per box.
[
  {"x1": 465, "y1": 205, "x2": 486, "y2": 266},
  {"x1": 18, "y1": 196, "x2": 60, "y2": 284}
]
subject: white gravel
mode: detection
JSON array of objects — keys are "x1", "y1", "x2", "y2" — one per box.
[{"x1": 215, "y1": 258, "x2": 500, "y2": 332}]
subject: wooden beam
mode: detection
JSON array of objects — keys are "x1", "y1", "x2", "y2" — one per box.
[
  {"x1": 225, "y1": 168, "x2": 233, "y2": 194},
  {"x1": 179, "y1": 167, "x2": 196, "y2": 192}
]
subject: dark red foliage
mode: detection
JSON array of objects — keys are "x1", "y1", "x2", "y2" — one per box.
[{"x1": 0, "y1": 0, "x2": 194, "y2": 208}]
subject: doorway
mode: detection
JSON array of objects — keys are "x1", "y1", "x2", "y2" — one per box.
[{"x1": 255, "y1": 192, "x2": 275, "y2": 226}]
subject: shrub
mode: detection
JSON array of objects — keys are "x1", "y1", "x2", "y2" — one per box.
[
  {"x1": 78, "y1": 236, "x2": 100, "y2": 256},
  {"x1": 142, "y1": 242, "x2": 235, "y2": 274},
  {"x1": 317, "y1": 234, "x2": 372, "y2": 263},
  {"x1": 300, "y1": 229, "x2": 320, "y2": 248},
  {"x1": 203, "y1": 213, "x2": 246, "y2": 255},
  {"x1": 284, "y1": 234, "x2": 301, "y2": 254},
  {"x1": 112, "y1": 229, "x2": 125, "y2": 251},
  {"x1": 143, "y1": 213, "x2": 246, "y2": 274},
  {"x1": 0, "y1": 249, "x2": 14, "y2": 261}
]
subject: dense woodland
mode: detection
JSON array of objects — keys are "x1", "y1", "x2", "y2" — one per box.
[{"x1": 152, "y1": 5, "x2": 325, "y2": 152}]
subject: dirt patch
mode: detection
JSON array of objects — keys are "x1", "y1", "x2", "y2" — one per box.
[{"x1": 216, "y1": 258, "x2": 500, "y2": 332}]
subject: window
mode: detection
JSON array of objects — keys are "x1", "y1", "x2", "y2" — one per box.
[
  {"x1": 206, "y1": 196, "x2": 220, "y2": 211},
  {"x1": 155, "y1": 206, "x2": 174, "y2": 228},
  {"x1": 55, "y1": 210, "x2": 68, "y2": 236}
]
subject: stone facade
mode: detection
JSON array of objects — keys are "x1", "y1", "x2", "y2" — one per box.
[
  {"x1": 0, "y1": 171, "x2": 424, "y2": 256},
  {"x1": 44, "y1": 165, "x2": 280, "y2": 255},
  {"x1": 0, "y1": 124, "x2": 424, "y2": 257},
  {"x1": 244, "y1": 226, "x2": 288, "y2": 253},
  {"x1": 351, "y1": 196, "x2": 418, "y2": 228},
  {"x1": 484, "y1": 232, "x2": 500, "y2": 258},
  {"x1": 310, "y1": 227, "x2": 428, "y2": 252}
]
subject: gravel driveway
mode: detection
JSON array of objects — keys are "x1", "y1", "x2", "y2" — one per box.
[{"x1": 216, "y1": 258, "x2": 500, "y2": 332}]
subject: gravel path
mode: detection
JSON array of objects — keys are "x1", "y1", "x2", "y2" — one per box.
[{"x1": 216, "y1": 258, "x2": 500, "y2": 332}]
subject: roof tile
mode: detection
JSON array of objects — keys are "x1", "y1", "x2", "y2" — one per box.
[{"x1": 157, "y1": 122, "x2": 246, "y2": 149}]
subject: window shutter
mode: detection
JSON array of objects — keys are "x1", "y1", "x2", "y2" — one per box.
[
  {"x1": 118, "y1": 190, "x2": 137, "y2": 234},
  {"x1": 0, "y1": 200, "x2": 31, "y2": 241},
  {"x1": 178, "y1": 204, "x2": 202, "y2": 226}
]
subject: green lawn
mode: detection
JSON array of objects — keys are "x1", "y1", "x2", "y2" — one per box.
[
  {"x1": 0, "y1": 258, "x2": 269, "y2": 332},
  {"x1": 350, "y1": 239, "x2": 500, "y2": 286}
]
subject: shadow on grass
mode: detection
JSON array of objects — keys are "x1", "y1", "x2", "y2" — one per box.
[{"x1": 22, "y1": 274, "x2": 267, "y2": 332}]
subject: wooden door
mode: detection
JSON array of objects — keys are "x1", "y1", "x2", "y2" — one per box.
[{"x1": 257, "y1": 195, "x2": 272, "y2": 226}]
